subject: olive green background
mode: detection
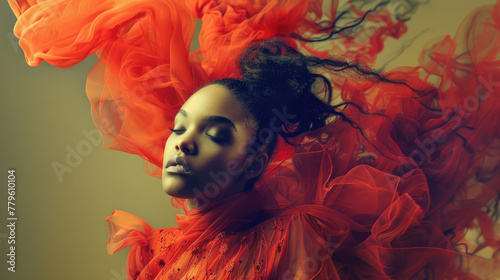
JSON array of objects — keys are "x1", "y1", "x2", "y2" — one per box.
[{"x1": 0, "y1": 1, "x2": 494, "y2": 279}]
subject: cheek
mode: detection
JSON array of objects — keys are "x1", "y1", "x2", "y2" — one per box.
[
  {"x1": 198, "y1": 146, "x2": 247, "y2": 178},
  {"x1": 165, "y1": 135, "x2": 176, "y2": 149}
]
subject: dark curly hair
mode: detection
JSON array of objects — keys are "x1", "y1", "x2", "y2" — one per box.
[{"x1": 207, "y1": 39, "x2": 392, "y2": 191}]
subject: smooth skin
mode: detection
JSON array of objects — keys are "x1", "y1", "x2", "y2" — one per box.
[{"x1": 162, "y1": 84, "x2": 269, "y2": 210}]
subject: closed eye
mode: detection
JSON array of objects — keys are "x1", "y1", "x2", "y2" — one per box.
[
  {"x1": 206, "y1": 134, "x2": 226, "y2": 144},
  {"x1": 168, "y1": 127, "x2": 227, "y2": 145},
  {"x1": 168, "y1": 127, "x2": 185, "y2": 134}
]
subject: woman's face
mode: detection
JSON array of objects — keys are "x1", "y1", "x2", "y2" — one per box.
[{"x1": 162, "y1": 84, "x2": 258, "y2": 203}]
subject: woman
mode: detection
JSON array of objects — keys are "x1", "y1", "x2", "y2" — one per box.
[{"x1": 8, "y1": 0, "x2": 500, "y2": 279}]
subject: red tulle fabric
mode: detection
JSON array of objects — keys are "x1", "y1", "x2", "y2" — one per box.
[{"x1": 9, "y1": 0, "x2": 500, "y2": 279}]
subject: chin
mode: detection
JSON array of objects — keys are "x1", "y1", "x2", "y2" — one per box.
[
  {"x1": 162, "y1": 182, "x2": 181, "y2": 196},
  {"x1": 162, "y1": 181, "x2": 193, "y2": 199}
]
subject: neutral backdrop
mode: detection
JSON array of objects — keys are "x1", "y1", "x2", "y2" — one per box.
[{"x1": 0, "y1": 1, "x2": 495, "y2": 279}]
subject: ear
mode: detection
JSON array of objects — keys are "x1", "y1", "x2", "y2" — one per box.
[{"x1": 243, "y1": 152, "x2": 269, "y2": 180}]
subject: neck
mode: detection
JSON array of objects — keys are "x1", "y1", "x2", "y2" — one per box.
[
  {"x1": 185, "y1": 186, "x2": 247, "y2": 212},
  {"x1": 185, "y1": 198, "x2": 200, "y2": 211},
  {"x1": 184, "y1": 176, "x2": 250, "y2": 211}
]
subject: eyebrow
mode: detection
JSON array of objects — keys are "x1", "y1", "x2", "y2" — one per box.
[{"x1": 177, "y1": 109, "x2": 237, "y2": 132}]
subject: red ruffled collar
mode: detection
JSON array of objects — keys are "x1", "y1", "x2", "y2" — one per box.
[{"x1": 174, "y1": 190, "x2": 272, "y2": 247}]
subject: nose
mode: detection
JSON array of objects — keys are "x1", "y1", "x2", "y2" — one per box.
[{"x1": 175, "y1": 133, "x2": 197, "y2": 155}]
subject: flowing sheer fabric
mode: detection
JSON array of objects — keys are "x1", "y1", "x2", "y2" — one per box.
[{"x1": 9, "y1": 0, "x2": 500, "y2": 279}]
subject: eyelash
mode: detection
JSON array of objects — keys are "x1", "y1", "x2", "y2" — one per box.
[
  {"x1": 168, "y1": 127, "x2": 184, "y2": 134},
  {"x1": 168, "y1": 127, "x2": 226, "y2": 144}
]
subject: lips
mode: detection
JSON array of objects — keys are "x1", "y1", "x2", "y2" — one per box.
[{"x1": 165, "y1": 155, "x2": 192, "y2": 173}]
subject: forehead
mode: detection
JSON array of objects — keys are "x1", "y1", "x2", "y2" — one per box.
[{"x1": 180, "y1": 84, "x2": 250, "y2": 124}]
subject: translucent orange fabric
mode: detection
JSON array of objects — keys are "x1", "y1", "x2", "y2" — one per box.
[{"x1": 9, "y1": 0, "x2": 500, "y2": 279}]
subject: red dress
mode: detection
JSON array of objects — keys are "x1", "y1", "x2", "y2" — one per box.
[{"x1": 9, "y1": 0, "x2": 500, "y2": 278}]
